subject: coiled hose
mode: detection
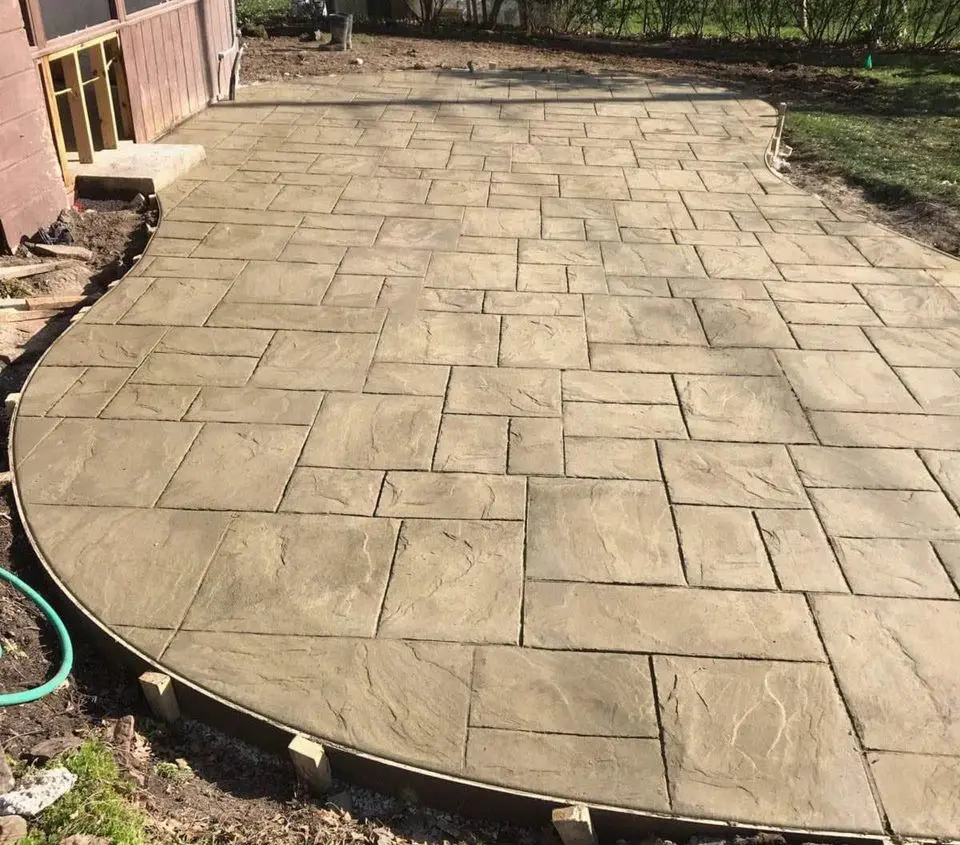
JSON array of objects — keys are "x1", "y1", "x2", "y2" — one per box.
[{"x1": 0, "y1": 566, "x2": 73, "y2": 705}]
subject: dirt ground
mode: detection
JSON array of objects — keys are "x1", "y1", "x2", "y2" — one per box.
[{"x1": 240, "y1": 32, "x2": 960, "y2": 257}]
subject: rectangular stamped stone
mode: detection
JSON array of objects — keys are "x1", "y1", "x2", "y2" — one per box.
[
  {"x1": 525, "y1": 581, "x2": 824, "y2": 659},
  {"x1": 47, "y1": 368, "x2": 129, "y2": 418},
  {"x1": 225, "y1": 261, "x2": 335, "y2": 306},
  {"x1": 378, "y1": 471, "x2": 525, "y2": 519},
  {"x1": 789, "y1": 446, "x2": 936, "y2": 490},
  {"x1": 17, "y1": 419, "x2": 200, "y2": 506},
  {"x1": 17, "y1": 367, "x2": 84, "y2": 416},
  {"x1": 600, "y1": 242, "x2": 705, "y2": 277},
  {"x1": 208, "y1": 302, "x2": 384, "y2": 334},
  {"x1": 117, "y1": 278, "x2": 232, "y2": 326},
  {"x1": 376, "y1": 312, "x2": 500, "y2": 366},
  {"x1": 302, "y1": 394, "x2": 442, "y2": 470},
  {"x1": 340, "y1": 247, "x2": 430, "y2": 277},
  {"x1": 834, "y1": 537, "x2": 955, "y2": 598},
  {"x1": 585, "y1": 296, "x2": 706, "y2": 345},
  {"x1": 471, "y1": 647, "x2": 658, "y2": 736},
  {"x1": 280, "y1": 467, "x2": 384, "y2": 515},
  {"x1": 185, "y1": 387, "x2": 322, "y2": 424},
  {"x1": 163, "y1": 632, "x2": 471, "y2": 771},
  {"x1": 661, "y1": 440, "x2": 806, "y2": 507},
  {"x1": 591, "y1": 344, "x2": 779, "y2": 375},
  {"x1": 159, "y1": 423, "x2": 307, "y2": 510},
  {"x1": 485, "y1": 292, "x2": 583, "y2": 316},
  {"x1": 43, "y1": 325, "x2": 165, "y2": 368},
  {"x1": 379, "y1": 520, "x2": 523, "y2": 643},
  {"x1": 183, "y1": 513, "x2": 398, "y2": 636},
  {"x1": 697, "y1": 299, "x2": 794, "y2": 348},
  {"x1": 813, "y1": 594, "x2": 960, "y2": 754},
  {"x1": 811, "y1": 488, "x2": 960, "y2": 540},
  {"x1": 676, "y1": 374, "x2": 814, "y2": 443},
  {"x1": 101, "y1": 384, "x2": 199, "y2": 421},
  {"x1": 28, "y1": 505, "x2": 229, "y2": 628},
  {"x1": 564, "y1": 402, "x2": 686, "y2": 439},
  {"x1": 252, "y1": 331, "x2": 377, "y2": 391},
  {"x1": 527, "y1": 478, "x2": 684, "y2": 585},
  {"x1": 364, "y1": 362, "x2": 449, "y2": 396},
  {"x1": 447, "y1": 367, "x2": 561, "y2": 417},
  {"x1": 565, "y1": 437, "x2": 660, "y2": 480},
  {"x1": 133, "y1": 352, "x2": 257, "y2": 386},
  {"x1": 157, "y1": 327, "x2": 274, "y2": 357},
  {"x1": 811, "y1": 412, "x2": 960, "y2": 449},
  {"x1": 675, "y1": 505, "x2": 776, "y2": 588},
  {"x1": 466, "y1": 729, "x2": 667, "y2": 812},
  {"x1": 778, "y1": 350, "x2": 919, "y2": 412},
  {"x1": 426, "y1": 252, "x2": 517, "y2": 291},
  {"x1": 562, "y1": 371, "x2": 675, "y2": 404},
  {"x1": 656, "y1": 656, "x2": 881, "y2": 832}
]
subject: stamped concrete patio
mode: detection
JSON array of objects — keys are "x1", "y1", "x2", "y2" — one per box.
[{"x1": 12, "y1": 69, "x2": 960, "y2": 838}]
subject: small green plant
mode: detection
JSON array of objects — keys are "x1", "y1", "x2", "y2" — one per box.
[
  {"x1": 236, "y1": 0, "x2": 292, "y2": 28},
  {"x1": 153, "y1": 759, "x2": 193, "y2": 781},
  {"x1": 20, "y1": 740, "x2": 150, "y2": 845}
]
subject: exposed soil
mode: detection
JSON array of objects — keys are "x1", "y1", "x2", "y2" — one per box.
[
  {"x1": 0, "y1": 200, "x2": 156, "y2": 409},
  {"x1": 240, "y1": 32, "x2": 960, "y2": 257}
]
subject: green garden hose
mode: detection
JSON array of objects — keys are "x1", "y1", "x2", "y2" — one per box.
[{"x1": 0, "y1": 566, "x2": 73, "y2": 705}]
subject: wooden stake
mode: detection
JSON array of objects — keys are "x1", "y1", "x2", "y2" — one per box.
[
  {"x1": 287, "y1": 734, "x2": 333, "y2": 795},
  {"x1": 139, "y1": 672, "x2": 181, "y2": 722},
  {"x1": 552, "y1": 805, "x2": 597, "y2": 845}
]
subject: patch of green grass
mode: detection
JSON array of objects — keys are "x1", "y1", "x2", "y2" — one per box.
[
  {"x1": 20, "y1": 740, "x2": 149, "y2": 845},
  {"x1": 786, "y1": 58, "x2": 960, "y2": 207}
]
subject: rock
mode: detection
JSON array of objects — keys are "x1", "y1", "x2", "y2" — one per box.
[
  {"x1": 412, "y1": 63, "x2": 426, "y2": 70},
  {"x1": 326, "y1": 790, "x2": 353, "y2": 814},
  {"x1": 25, "y1": 243, "x2": 93, "y2": 261},
  {"x1": 26, "y1": 736, "x2": 83, "y2": 764},
  {"x1": 242, "y1": 23, "x2": 268, "y2": 37},
  {"x1": 0, "y1": 815, "x2": 27, "y2": 845},
  {"x1": 127, "y1": 193, "x2": 147, "y2": 211},
  {"x1": 0, "y1": 752, "x2": 13, "y2": 794},
  {"x1": 350, "y1": 57, "x2": 363, "y2": 66},
  {"x1": 60, "y1": 837, "x2": 110, "y2": 845},
  {"x1": 0, "y1": 768, "x2": 77, "y2": 817},
  {"x1": 467, "y1": 60, "x2": 476, "y2": 72}
]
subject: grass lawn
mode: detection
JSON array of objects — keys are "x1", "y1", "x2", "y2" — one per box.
[{"x1": 785, "y1": 57, "x2": 960, "y2": 210}]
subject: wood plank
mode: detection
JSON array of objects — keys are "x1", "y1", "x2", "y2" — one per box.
[
  {"x1": 90, "y1": 41, "x2": 118, "y2": 148},
  {"x1": 124, "y1": 26, "x2": 151, "y2": 140},
  {"x1": 109, "y1": 38, "x2": 134, "y2": 137},
  {"x1": 0, "y1": 259, "x2": 72, "y2": 280},
  {"x1": 168, "y1": 9, "x2": 189, "y2": 123},
  {"x1": 148, "y1": 16, "x2": 172, "y2": 133},
  {"x1": 138, "y1": 22, "x2": 160, "y2": 138},
  {"x1": 184, "y1": 3, "x2": 206, "y2": 107},
  {"x1": 38, "y1": 58, "x2": 70, "y2": 185},
  {"x1": 177, "y1": 5, "x2": 197, "y2": 112},
  {"x1": 61, "y1": 51, "x2": 94, "y2": 163}
]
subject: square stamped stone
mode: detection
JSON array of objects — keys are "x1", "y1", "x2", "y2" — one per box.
[
  {"x1": 183, "y1": 513, "x2": 399, "y2": 636},
  {"x1": 675, "y1": 505, "x2": 776, "y2": 588},
  {"x1": 379, "y1": 520, "x2": 523, "y2": 643},
  {"x1": 526, "y1": 478, "x2": 684, "y2": 585},
  {"x1": 434, "y1": 415, "x2": 508, "y2": 473},
  {"x1": 301, "y1": 394, "x2": 442, "y2": 470},
  {"x1": 656, "y1": 656, "x2": 881, "y2": 831},
  {"x1": 499, "y1": 315, "x2": 589, "y2": 368},
  {"x1": 471, "y1": 647, "x2": 658, "y2": 736},
  {"x1": 160, "y1": 423, "x2": 306, "y2": 510}
]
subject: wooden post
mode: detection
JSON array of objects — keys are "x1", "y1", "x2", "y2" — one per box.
[
  {"x1": 39, "y1": 58, "x2": 72, "y2": 187},
  {"x1": 90, "y1": 42, "x2": 119, "y2": 149},
  {"x1": 139, "y1": 671, "x2": 181, "y2": 722},
  {"x1": 287, "y1": 734, "x2": 333, "y2": 795},
  {"x1": 109, "y1": 39, "x2": 134, "y2": 139},
  {"x1": 61, "y1": 51, "x2": 95, "y2": 164}
]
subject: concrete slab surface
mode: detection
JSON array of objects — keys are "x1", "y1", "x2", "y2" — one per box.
[{"x1": 14, "y1": 70, "x2": 960, "y2": 838}]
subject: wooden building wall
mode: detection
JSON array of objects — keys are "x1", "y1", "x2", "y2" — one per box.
[
  {"x1": 0, "y1": 0, "x2": 70, "y2": 250},
  {"x1": 122, "y1": 0, "x2": 236, "y2": 142},
  {"x1": 0, "y1": 0, "x2": 236, "y2": 251}
]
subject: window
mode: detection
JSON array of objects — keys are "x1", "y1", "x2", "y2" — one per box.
[
  {"x1": 37, "y1": 0, "x2": 115, "y2": 40},
  {"x1": 125, "y1": 0, "x2": 169, "y2": 13}
]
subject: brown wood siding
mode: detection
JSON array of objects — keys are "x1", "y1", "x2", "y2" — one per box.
[
  {"x1": 0, "y1": 0, "x2": 67, "y2": 250},
  {"x1": 120, "y1": 0, "x2": 234, "y2": 142}
]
